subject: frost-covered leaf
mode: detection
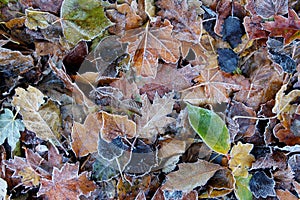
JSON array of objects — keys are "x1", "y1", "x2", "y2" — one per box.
[
  {"x1": 119, "y1": 19, "x2": 180, "y2": 78},
  {"x1": 217, "y1": 48, "x2": 239, "y2": 73},
  {"x1": 37, "y1": 162, "x2": 97, "y2": 199},
  {"x1": 0, "y1": 109, "x2": 25, "y2": 150},
  {"x1": 229, "y1": 142, "x2": 255, "y2": 177},
  {"x1": 249, "y1": 171, "x2": 276, "y2": 198},
  {"x1": 262, "y1": 9, "x2": 300, "y2": 45},
  {"x1": 161, "y1": 160, "x2": 222, "y2": 192},
  {"x1": 234, "y1": 175, "x2": 252, "y2": 200},
  {"x1": 92, "y1": 156, "x2": 119, "y2": 181},
  {"x1": 187, "y1": 103, "x2": 230, "y2": 155},
  {"x1": 136, "y1": 92, "x2": 175, "y2": 141},
  {"x1": 253, "y1": 0, "x2": 288, "y2": 18},
  {"x1": 61, "y1": 0, "x2": 113, "y2": 45},
  {"x1": 100, "y1": 111, "x2": 136, "y2": 142},
  {"x1": 71, "y1": 113, "x2": 101, "y2": 157},
  {"x1": 0, "y1": 178, "x2": 7, "y2": 199},
  {"x1": 25, "y1": 9, "x2": 59, "y2": 30},
  {"x1": 156, "y1": 0, "x2": 203, "y2": 43},
  {"x1": 12, "y1": 86, "x2": 62, "y2": 144}
]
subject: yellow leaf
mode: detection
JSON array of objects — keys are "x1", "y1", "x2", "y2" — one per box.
[{"x1": 229, "y1": 142, "x2": 255, "y2": 177}]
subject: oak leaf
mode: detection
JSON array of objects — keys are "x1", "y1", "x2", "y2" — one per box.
[
  {"x1": 229, "y1": 142, "x2": 255, "y2": 178},
  {"x1": 262, "y1": 9, "x2": 300, "y2": 45},
  {"x1": 119, "y1": 19, "x2": 180, "y2": 78},
  {"x1": 71, "y1": 113, "x2": 102, "y2": 157},
  {"x1": 12, "y1": 86, "x2": 62, "y2": 144},
  {"x1": 37, "y1": 162, "x2": 97, "y2": 200},
  {"x1": 161, "y1": 160, "x2": 222, "y2": 192},
  {"x1": 0, "y1": 109, "x2": 25, "y2": 150}
]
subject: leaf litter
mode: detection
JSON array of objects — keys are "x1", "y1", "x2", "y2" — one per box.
[{"x1": 0, "y1": 0, "x2": 300, "y2": 199}]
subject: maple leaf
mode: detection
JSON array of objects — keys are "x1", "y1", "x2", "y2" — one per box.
[
  {"x1": 262, "y1": 9, "x2": 300, "y2": 45},
  {"x1": 183, "y1": 68, "x2": 248, "y2": 105},
  {"x1": 253, "y1": 0, "x2": 288, "y2": 18},
  {"x1": 229, "y1": 142, "x2": 255, "y2": 178},
  {"x1": 0, "y1": 109, "x2": 25, "y2": 150},
  {"x1": 161, "y1": 160, "x2": 222, "y2": 192},
  {"x1": 71, "y1": 113, "x2": 102, "y2": 157},
  {"x1": 119, "y1": 19, "x2": 180, "y2": 78},
  {"x1": 4, "y1": 149, "x2": 51, "y2": 187},
  {"x1": 12, "y1": 86, "x2": 62, "y2": 144},
  {"x1": 37, "y1": 162, "x2": 97, "y2": 200},
  {"x1": 136, "y1": 92, "x2": 175, "y2": 140},
  {"x1": 156, "y1": 0, "x2": 203, "y2": 43},
  {"x1": 100, "y1": 111, "x2": 136, "y2": 142}
]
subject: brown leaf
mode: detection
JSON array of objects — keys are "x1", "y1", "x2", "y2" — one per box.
[
  {"x1": 252, "y1": 0, "x2": 288, "y2": 18},
  {"x1": 37, "y1": 163, "x2": 97, "y2": 200},
  {"x1": 156, "y1": 0, "x2": 203, "y2": 43},
  {"x1": 161, "y1": 160, "x2": 222, "y2": 192},
  {"x1": 251, "y1": 151, "x2": 287, "y2": 170},
  {"x1": 183, "y1": 68, "x2": 248, "y2": 105},
  {"x1": 262, "y1": 9, "x2": 300, "y2": 45},
  {"x1": 136, "y1": 92, "x2": 175, "y2": 141},
  {"x1": 119, "y1": 19, "x2": 180, "y2": 78},
  {"x1": 229, "y1": 142, "x2": 255, "y2": 178},
  {"x1": 100, "y1": 111, "x2": 136, "y2": 142},
  {"x1": 276, "y1": 189, "x2": 298, "y2": 200},
  {"x1": 71, "y1": 113, "x2": 102, "y2": 157},
  {"x1": 244, "y1": 15, "x2": 269, "y2": 40},
  {"x1": 20, "y1": 0, "x2": 63, "y2": 15}
]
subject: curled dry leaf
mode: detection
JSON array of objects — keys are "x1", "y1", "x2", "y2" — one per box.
[
  {"x1": 161, "y1": 160, "x2": 222, "y2": 192},
  {"x1": 37, "y1": 162, "x2": 97, "y2": 200},
  {"x1": 100, "y1": 111, "x2": 136, "y2": 142},
  {"x1": 12, "y1": 86, "x2": 62, "y2": 144},
  {"x1": 119, "y1": 19, "x2": 180, "y2": 78},
  {"x1": 71, "y1": 112, "x2": 102, "y2": 157},
  {"x1": 229, "y1": 142, "x2": 255, "y2": 178}
]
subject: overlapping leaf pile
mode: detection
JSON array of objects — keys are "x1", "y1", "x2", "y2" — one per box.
[{"x1": 0, "y1": 0, "x2": 300, "y2": 199}]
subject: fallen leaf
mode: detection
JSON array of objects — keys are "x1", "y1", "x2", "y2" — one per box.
[
  {"x1": 253, "y1": 0, "x2": 288, "y2": 18},
  {"x1": 119, "y1": 19, "x2": 180, "y2": 78},
  {"x1": 12, "y1": 86, "x2": 62, "y2": 144},
  {"x1": 229, "y1": 142, "x2": 255, "y2": 177},
  {"x1": 4, "y1": 149, "x2": 50, "y2": 187},
  {"x1": 136, "y1": 92, "x2": 175, "y2": 141},
  {"x1": 187, "y1": 103, "x2": 230, "y2": 155},
  {"x1": 184, "y1": 68, "x2": 247, "y2": 105},
  {"x1": 161, "y1": 160, "x2": 222, "y2": 192},
  {"x1": 276, "y1": 189, "x2": 298, "y2": 200},
  {"x1": 25, "y1": 9, "x2": 59, "y2": 30},
  {"x1": 92, "y1": 156, "x2": 120, "y2": 181},
  {"x1": 288, "y1": 154, "x2": 300, "y2": 182},
  {"x1": 262, "y1": 9, "x2": 300, "y2": 45},
  {"x1": 156, "y1": 0, "x2": 203, "y2": 43},
  {"x1": 244, "y1": 15, "x2": 269, "y2": 40},
  {"x1": 249, "y1": 171, "x2": 276, "y2": 198},
  {"x1": 71, "y1": 112, "x2": 102, "y2": 157},
  {"x1": 20, "y1": 0, "x2": 63, "y2": 14},
  {"x1": 251, "y1": 150, "x2": 287, "y2": 170},
  {"x1": 60, "y1": 0, "x2": 113, "y2": 45},
  {"x1": 100, "y1": 111, "x2": 136, "y2": 142},
  {"x1": 37, "y1": 162, "x2": 97, "y2": 200},
  {"x1": 234, "y1": 175, "x2": 252, "y2": 200},
  {"x1": 199, "y1": 168, "x2": 235, "y2": 198},
  {"x1": 217, "y1": 48, "x2": 239, "y2": 73},
  {"x1": 0, "y1": 178, "x2": 7, "y2": 199},
  {"x1": 0, "y1": 109, "x2": 25, "y2": 150}
]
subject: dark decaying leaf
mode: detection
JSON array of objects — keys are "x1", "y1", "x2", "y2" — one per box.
[
  {"x1": 249, "y1": 171, "x2": 276, "y2": 198},
  {"x1": 217, "y1": 48, "x2": 239, "y2": 73},
  {"x1": 222, "y1": 16, "x2": 245, "y2": 48}
]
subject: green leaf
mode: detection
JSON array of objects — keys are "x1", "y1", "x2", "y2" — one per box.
[
  {"x1": 60, "y1": 0, "x2": 113, "y2": 45},
  {"x1": 234, "y1": 175, "x2": 253, "y2": 200},
  {"x1": 0, "y1": 109, "x2": 25, "y2": 150},
  {"x1": 187, "y1": 103, "x2": 230, "y2": 155},
  {"x1": 25, "y1": 9, "x2": 59, "y2": 30}
]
